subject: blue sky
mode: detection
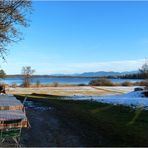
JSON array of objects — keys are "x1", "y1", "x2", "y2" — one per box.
[{"x1": 2, "y1": 1, "x2": 148, "y2": 74}]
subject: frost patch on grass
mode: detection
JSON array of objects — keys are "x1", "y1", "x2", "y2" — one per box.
[
  {"x1": 66, "y1": 91, "x2": 148, "y2": 109},
  {"x1": 25, "y1": 101, "x2": 53, "y2": 111}
]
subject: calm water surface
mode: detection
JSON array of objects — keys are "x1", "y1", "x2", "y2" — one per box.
[{"x1": 2, "y1": 77, "x2": 143, "y2": 85}]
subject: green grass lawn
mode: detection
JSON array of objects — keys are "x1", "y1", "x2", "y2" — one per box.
[{"x1": 15, "y1": 94, "x2": 148, "y2": 146}]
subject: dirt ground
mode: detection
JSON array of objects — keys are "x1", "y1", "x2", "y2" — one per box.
[
  {"x1": 0, "y1": 100, "x2": 86, "y2": 147},
  {"x1": 20, "y1": 100, "x2": 87, "y2": 147},
  {"x1": 19, "y1": 99, "x2": 111, "y2": 147},
  {"x1": 6, "y1": 86, "x2": 135, "y2": 96},
  {"x1": 0, "y1": 96, "x2": 106, "y2": 147}
]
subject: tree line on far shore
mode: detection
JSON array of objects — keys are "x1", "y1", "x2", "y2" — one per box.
[
  {"x1": 18, "y1": 61, "x2": 148, "y2": 88},
  {"x1": 106, "y1": 61, "x2": 148, "y2": 79},
  {"x1": 0, "y1": 61, "x2": 148, "y2": 88},
  {"x1": 89, "y1": 61, "x2": 148, "y2": 88}
]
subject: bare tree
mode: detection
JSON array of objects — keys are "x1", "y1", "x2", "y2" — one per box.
[
  {"x1": 139, "y1": 60, "x2": 148, "y2": 79},
  {"x1": 22, "y1": 66, "x2": 35, "y2": 87},
  {"x1": 0, "y1": 0, "x2": 32, "y2": 60},
  {"x1": 139, "y1": 60, "x2": 148, "y2": 89}
]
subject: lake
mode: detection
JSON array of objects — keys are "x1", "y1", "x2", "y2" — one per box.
[{"x1": 0, "y1": 77, "x2": 144, "y2": 85}]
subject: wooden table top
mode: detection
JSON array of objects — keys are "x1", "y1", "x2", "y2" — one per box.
[
  {"x1": 0, "y1": 95, "x2": 23, "y2": 110},
  {"x1": 0, "y1": 94, "x2": 28, "y2": 129},
  {"x1": 0, "y1": 110, "x2": 26, "y2": 122}
]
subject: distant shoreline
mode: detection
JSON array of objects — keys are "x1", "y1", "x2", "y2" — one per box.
[
  {"x1": 5, "y1": 75, "x2": 144, "y2": 79},
  {"x1": 6, "y1": 75, "x2": 101, "y2": 78}
]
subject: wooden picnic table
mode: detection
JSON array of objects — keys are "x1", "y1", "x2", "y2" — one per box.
[
  {"x1": 0, "y1": 94, "x2": 28, "y2": 129},
  {"x1": 0, "y1": 96, "x2": 23, "y2": 110},
  {"x1": 0, "y1": 110, "x2": 26, "y2": 121}
]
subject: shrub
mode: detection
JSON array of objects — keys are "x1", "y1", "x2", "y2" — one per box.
[
  {"x1": 11, "y1": 82, "x2": 17, "y2": 88},
  {"x1": 144, "y1": 80, "x2": 148, "y2": 90},
  {"x1": 137, "y1": 80, "x2": 148, "y2": 87},
  {"x1": 21, "y1": 82, "x2": 31, "y2": 87},
  {"x1": 36, "y1": 80, "x2": 40, "y2": 88},
  {"x1": 78, "y1": 83, "x2": 87, "y2": 86},
  {"x1": 121, "y1": 81, "x2": 133, "y2": 86},
  {"x1": 89, "y1": 78, "x2": 114, "y2": 86},
  {"x1": 53, "y1": 82, "x2": 58, "y2": 87}
]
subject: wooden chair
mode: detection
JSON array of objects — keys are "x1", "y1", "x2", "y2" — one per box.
[
  {"x1": 0, "y1": 119, "x2": 22, "y2": 147},
  {"x1": 0, "y1": 95, "x2": 30, "y2": 147}
]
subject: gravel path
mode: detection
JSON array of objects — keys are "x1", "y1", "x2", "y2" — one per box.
[{"x1": 20, "y1": 101, "x2": 84, "y2": 147}]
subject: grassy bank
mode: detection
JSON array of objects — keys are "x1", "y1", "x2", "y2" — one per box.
[{"x1": 16, "y1": 94, "x2": 148, "y2": 146}]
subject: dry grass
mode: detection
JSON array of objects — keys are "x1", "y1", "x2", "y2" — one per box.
[
  {"x1": 27, "y1": 83, "x2": 79, "y2": 87},
  {"x1": 6, "y1": 86, "x2": 134, "y2": 96}
]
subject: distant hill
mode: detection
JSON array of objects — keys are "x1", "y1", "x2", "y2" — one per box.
[
  {"x1": 6, "y1": 70, "x2": 138, "y2": 78},
  {"x1": 52, "y1": 71, "x2": 138, "y2": 77}
]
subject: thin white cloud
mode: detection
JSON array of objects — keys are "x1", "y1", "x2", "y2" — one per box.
[
  {"x1": 50, "y1": 59, "x2": 145, "y2": 74},
  {"x1": 1, "y1": 59, "x2": 146, "y2": 74}
]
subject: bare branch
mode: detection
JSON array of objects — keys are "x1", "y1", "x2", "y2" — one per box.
[{"x1": 0, "y1": 0, "x2": 32, "y2": 60}]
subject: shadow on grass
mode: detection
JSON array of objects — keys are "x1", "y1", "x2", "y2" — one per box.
[{"x1": 15, "y1": 94, "x2": 148, "y2": 147}]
